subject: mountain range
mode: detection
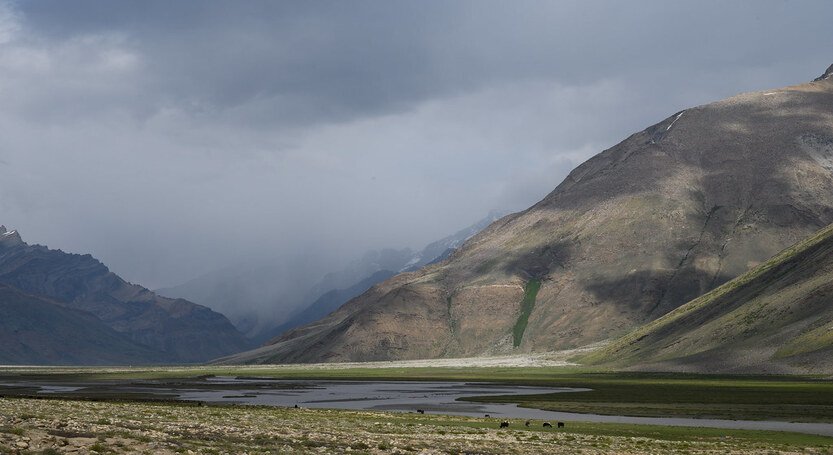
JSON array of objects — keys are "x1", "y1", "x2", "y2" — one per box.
[
  {"x1": 221, "y1": 63, "x2": 833, "y2": 366},
  {"x1": 6, "y1": 64, "x2": 833, "y2": 372},
  {"x1": 0, "y1": 226, "x2": 250, "y2": 364}
]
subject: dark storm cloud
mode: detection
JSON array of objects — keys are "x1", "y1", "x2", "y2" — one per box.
[
  {"x1": 17, "y1": 1, "x2": 829, "y2": 127},
  {"x1": 1, "y1": 0, "x2": 832, "y2": 298},
  {"x1": 16, "y1": 1, "x2": 458, "y2": 126}
]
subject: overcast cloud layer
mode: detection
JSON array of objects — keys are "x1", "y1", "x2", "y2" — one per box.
[{"x1": 0, "y1": 0, "x2": 831, "y2": 289}]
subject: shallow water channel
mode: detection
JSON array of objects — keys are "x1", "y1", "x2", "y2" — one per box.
[{"x1": 4, "y1": 377, "x2": 833, "y2": 437}]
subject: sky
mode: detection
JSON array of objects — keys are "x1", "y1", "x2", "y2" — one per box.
[{"x1": 0, "y1": 0, "x2": 831, "y2": 289}]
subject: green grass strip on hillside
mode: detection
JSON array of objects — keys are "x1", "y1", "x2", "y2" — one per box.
[{"x1": 513, "y1": 279, "x2": 541, "y2": 347}]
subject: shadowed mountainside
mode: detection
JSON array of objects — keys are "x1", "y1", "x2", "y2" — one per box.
[
  {"x1": 0, "y1": 226, "x2": 250, "y2": 363},
  {"x1": 579, "y1": 221, "x2": 833, "y2": 374},
  {"x1": 221, "y1": 64, "x2": 833, "y2": 364},
  {"x1": 0, "y1": 284, "x2": 165, "y2": 365}
]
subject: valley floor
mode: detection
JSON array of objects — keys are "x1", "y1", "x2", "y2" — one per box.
[
  {"x1": 1, "y1": 397, "x2": 832, "y2": 454},
  {"x1": 3, "y1": 363, "x2": 833, "y2": 453}
]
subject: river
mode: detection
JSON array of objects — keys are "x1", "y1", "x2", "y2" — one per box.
[{"x1": 3, "y1": 376, "x2": 833, "y2": 437}]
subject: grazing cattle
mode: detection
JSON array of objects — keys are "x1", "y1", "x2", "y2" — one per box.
[
  {"x1": 543, "y1": 422, "x2": 552, "y2": 428},
  {"x1": 524, "y1": 420, "x2": 530, "y2": 427},
  {"x1": 294, "y1": 404, "x2": 299, "y2": 409},
  {"x1": 500, "y1": 421, "x2": 509, "y2": 428},
  {"x1": 557, "y1": 422, "x2": 565, "y2": 428},
  {"x1": 416, "y1": 409, "x2": 425, "y2": 414},
  {"x1": 484, "y1": 414, "x2": 490, "y2": 418}
]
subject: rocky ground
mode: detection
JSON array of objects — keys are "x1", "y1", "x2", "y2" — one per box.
[{"x1": 0, "y1": 397, "x2": 831, "y2": 454}]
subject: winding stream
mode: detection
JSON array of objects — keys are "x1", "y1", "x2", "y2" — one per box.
[{"x1": 3, "y1": 377, "x2": 833, "y2": 437}]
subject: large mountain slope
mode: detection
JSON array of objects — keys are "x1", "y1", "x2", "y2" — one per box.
[
  {"x1": 0, "y1": 226, "x2": 250, "y2": 363},
  {"x1": 580, "y1": 221, "x2": 833, "y2": 374},
  {"x1": 0, "y1": 284, "x2": 164, "y2": 365},
  {"x1": 221, "y1": 64, "x2": 833, "y2": 364}
]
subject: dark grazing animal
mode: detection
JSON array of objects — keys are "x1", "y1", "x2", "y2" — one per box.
[
  {"x1": 500, "y1": 421, "x2": 509, "y2": 428},
  {"x1": 524, "y1": 420, "x2": 530, "y2": 427},
  {"x1": 484, "y1": 414, "x2": 490, "y2": 418},
  {"x1": 557, "y1": 422, "x2": 565, "y2": 428},
  {"x1": 543, "y1": 422, "x2": 552, "y2": 428},
  {"x1": 416, "y1": 409, "x2": 425, "y2": 414}
]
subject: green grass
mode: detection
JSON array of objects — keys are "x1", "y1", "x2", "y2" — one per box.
[
  {"x1": 486, "y1": 420, "x2": 833, "y2": 448},
  {"x1": 776, "y1": 313, "x2": 833, "y2": 358},
  {"x1": 513, "y1": 279, "x2": 541, "y2": 347},
  {"x1": 446, "y1": 295, "x2": 459, "y2": 338},
  {"x1": 0, "y1": 426, "x2": 25, "y2": 436},
  {"x1": 454, "y1": 372, "x2": 833, "y2": 422},
  {"x1": 89, "y1": 442, "x2": 109, "y2": 453},
  {"x1": 419, "y1": 414, "x2": 821, "y2": 443}
]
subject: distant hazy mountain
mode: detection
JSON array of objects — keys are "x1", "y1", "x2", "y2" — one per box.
[
  {"x1": 399, "y1": 210, "x2": 507, "y2": 273},
  {"x1": 156, "y1": 260, "x2": 326, "y2": 340},
  {"x1": 159, "y1": 211, "x2": 505, "y2": 342},
  {"x1": 261, "y1": 270, "x2": 398, "y2": 344},
  {"x1": 0, "y1": 225, "x2": 250, "y2": 364},
  {"x1": 299, "y1": 248, "x2": 417, "y2": 312},
  {"x1": 582, "y1": 221, "x2": 833, "y2": 374},
  {"x1": 221, "y1": 63, "x2": 833, "y2": 364}
]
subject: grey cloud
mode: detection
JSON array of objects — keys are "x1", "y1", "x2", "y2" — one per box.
[
  {"x1": 0, "y1": 0, "x2": 832, "y2": 296},
  {"x1": 16, "y1": 1, "x2": 831, "y2": 128}
]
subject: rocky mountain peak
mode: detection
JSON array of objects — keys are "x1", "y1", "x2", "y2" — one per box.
[
  {"x1": 0, "y1": 226, "x2": 23, "y2": 247},
  {"x1": 814, "y1": 63, "x2": 833, "y2": 82}
]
